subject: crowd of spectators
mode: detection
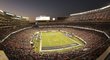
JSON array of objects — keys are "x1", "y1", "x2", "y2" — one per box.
[
  {"x1": 67, "y1": 5, "x2": 110, "y2": 22},
  {"x1": 0, "y1": 26, "x2": 109, "y2": 60},
  {"x1": 0, "y1": 16, "x2": 33, "y2": 41}
]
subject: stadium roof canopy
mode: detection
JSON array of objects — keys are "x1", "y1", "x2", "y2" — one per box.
[{"x1": 70, "y1": 5, "x2": 110, "y2": 16}]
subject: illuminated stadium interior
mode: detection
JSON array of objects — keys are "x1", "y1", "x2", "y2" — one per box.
[{"x1": 0, "y1": 1, "x2": 110, "y2": 60}]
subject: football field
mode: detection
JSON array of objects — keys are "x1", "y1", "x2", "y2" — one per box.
[
  {"x1": 42, "y1": 31, "x2": 77, "y2": 47},
  {"x1": 32, "y1": 30, "x2": 85, "y2": 53}
]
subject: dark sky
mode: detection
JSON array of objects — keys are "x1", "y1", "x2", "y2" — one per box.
[{"x1": 0, "y1": 0, "x2": 110, "y2": 20}]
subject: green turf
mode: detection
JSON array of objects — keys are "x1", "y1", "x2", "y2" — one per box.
[
  {"x1": 32, "y1": 30, "x2": 85, "y2": 53},
  {"x1": 41, "y1": 31, "x2": 79, "y2": 47}
]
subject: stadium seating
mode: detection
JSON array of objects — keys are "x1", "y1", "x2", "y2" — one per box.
[
  {"x1": 0, "y1": 5, "x2": 110, "y2": 60},
  {"x1": 0, "y1": 13, "x2": 33, "y2": 40},
  {"x1": 0, "y1": 26, "x2": 109, "y2": 60},
  {"x1": 67, "y1": 5, "x2": 110, "y2": 22}
]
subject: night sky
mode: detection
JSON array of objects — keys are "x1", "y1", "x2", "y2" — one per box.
[{"x1": 0, "y1": 0, "x2": 110, "y2": 20}]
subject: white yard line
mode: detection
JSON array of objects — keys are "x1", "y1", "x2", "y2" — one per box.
[
  {"x1": 41, "y1": 44, "x2": 81, "y2": 52},
  {"x1": 74, "y1": 35, "x2": 87, "y2": 44},
  {"x1": 39, "y1": 32, "x2": 42, "y2": 52},
  {"x1": 65, "y1": 35, "x2": 81, "y2": 45},
  {"x1": 64, "y1": 31, "x2": 86, "y2": 45}
]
